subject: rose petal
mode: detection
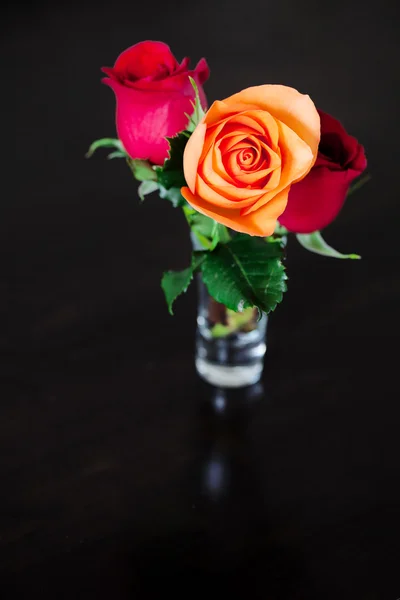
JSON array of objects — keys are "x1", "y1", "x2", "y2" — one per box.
[
  {"x1": 196, "y1": 175, "x2": 264, "y2": 207},
  {"x1": 220, "y1": 136, "x2": 254, "y2": 153},
  {"x1": 276, "y1": 119, "x2": 314, "y2": 184},
  {"x1": 175, "y1": 56, "x2": 190, "y2": 74},
  {"x1": 238, "y1": 110, "x2": 280, "y2": 149},
  {"x1": 262, "y1": 166, "x2": 282, "y2": 192},
  {"x1": 201, "y1": 143, "x2": 236, "y2": 187},
  {"x1": 200, "y1": 119, "x2": 233, "y2": 161},
  {"x1": 241, "y1": 119, "x2": 313, "y2": 216},
  {"x1": 181, "y1": 187, "x2": 288, "y2": 236},
  {"x1": 114, "y1": 41, "x2": 178, "y2": 79},
  {"x1": 193, "y1": 57, "x2": 210, "y2": 85},
  {"x1": 223, "y1": 148, "x2": 274, "y2": 186},
  {"x1": 278, "y1": 109, "x2": 367, "y2": 233},
  {"x1": 229, "y1": 114, "x2": 265, "y2": 135},
  {"x1": 233, "y1": 166, "x2": 277, "y2": 186},
  {"x1": 225, "y1": 85, "x2": 320, "y2": 164},
  {"x1": 103, "y1": 78, "x2": 193, "y2": 165},
  {"x1": 117, "y1": 68, "x2": 206, "y2": 93},
  {"x1": 318, "y1": 110, "x2": 367, "y2": 172},
  {"x1": 279, "y1": 166, "x2": 351, "y2": 233},
  {"x1": 201, "y1": 143, "x2": 235, "y2": 188},
  {"x1": 183, "y1": 123, "x2": 207, "y2": 193},
  {"x1": 204, "y1": 100, "x2": 255, "y2": 126},
  {"x1": 212, "y1": 144, "x2": 235, "y2": 185}
]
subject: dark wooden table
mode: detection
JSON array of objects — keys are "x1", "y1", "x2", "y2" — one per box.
[{"x1": 1, "y1": 0, "x2": 399, "y2": 597}]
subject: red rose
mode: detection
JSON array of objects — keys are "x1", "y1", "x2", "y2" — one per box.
[
  {"x1": 279, "y1": 110, "x2": 367, "y2": 233},
  {"x1": 101, "y1": 41, "x2": 209, "y2": 165}
]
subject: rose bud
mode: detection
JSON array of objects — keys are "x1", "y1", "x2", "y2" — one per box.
[{"x1": 102, "y1": 40, "x2": 209, "y2": 165}]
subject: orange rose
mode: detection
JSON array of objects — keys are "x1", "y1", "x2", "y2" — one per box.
[{"x1": 181, "y1": 85, "x2": 320, "y2": 236}]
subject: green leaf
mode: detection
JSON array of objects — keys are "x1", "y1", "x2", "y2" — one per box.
[
  {"x1": 184, "y1": 208, "x2": 217, "y2": 249},
  {"x1": 161, "y1": 254, "x2": 205, "y2": 315},
  {"x1": 266, "y1": 234, "x2": 287, "y2": 249},
  {"x1": 158, "y1": 185, "x2": 186, "y2": 208},
  {"x1": 127, "y1": 159, "x2": 157, "y2": 182},
  {"x1": 184, "y1": 207, "x2": 215, "y2": 237},
  {"x1": 155, "y1": 132, "x2": 189, "y2": 190},
  {"x1": 138, "y1": 180, "x2": 158, "y2": 201},
  {"x1": 296, "y1": 231, "x2": 361, "y2": 259},
  {"x1": 85, "y1": 138, "x2": 126, "y2": 158},
  {"x1": 347, "y1": 172, "x2": 371, "y2": 196},
  {"x1": 107, "y1": 151, "x2": 127, "y2": 160},
  {"x1": 273, "y1": 223, "x2": 289, "y2": 236},
  {"x1": 185, "y1": 76, "x2": 206, "y2": 133},
  {"x1": 201, "y1": 234, "x2": 287, "y2": 314},
  {"x1": 183, "y1": 207, "x2": 231, "y2": 249},
  {"x1": 269, "y1": 223, "x2": 288, "y2": 247},
  {"x1": 217, "y1": 224, "x2": 231, "y2": 245}
]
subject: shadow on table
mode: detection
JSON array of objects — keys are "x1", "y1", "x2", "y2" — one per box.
[{"x1": 126, "y1": 380, "x2": 316, "y2": 599}]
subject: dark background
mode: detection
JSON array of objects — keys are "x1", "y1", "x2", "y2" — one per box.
[{"x1": 1, "y1": 0, "x2": 400, "y2": 597}]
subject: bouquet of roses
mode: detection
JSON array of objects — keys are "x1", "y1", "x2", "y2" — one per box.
[{"x1": 88, "y1": 40, "x2": 367, "y2": 323}]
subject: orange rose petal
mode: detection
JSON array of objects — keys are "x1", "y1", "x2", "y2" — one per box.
[
  {"x1": 238, "y1": 146, "x2": 262, "y2": 167},
  {"x1": 238, "y1": 158, "x2": 262, "y2": 173},
  {"x1": 225, "y1": 85, "x2": 320, "y2": 160},
  {"x1": 204, "y1": 100, "x2": 234, "y2": 124},
  {"x1": 276, "y1": 119, "x2": 314, "y2": 184},
  {"x1": 197, "y1": 175, "x2": 264, "y2": 207},
  {"x1": 202, "y1": 117, "x2": 261, "y2": 158},
  {"x1": 181, "y1": 187, "x2": 255, "y2": 234},
  {"x1": 201, "y1": 144, "x2": 234, "y2": 187},
  {"x1": 233, "y1": 167, "x2": 275, "y2": 186},
  {"x1": 224, "y1": 144, "x2": 280, "y2": 181},
  {"x1": 212, "y1": 145, "x2": 235, "y2": 184},
  {"x1": 240, "y1": 110, "x2": 280, "y2": 149},
  {"x1": 225, "y1": 151, "x2": 265, "y2": 181},
  {"x1": 204, "y1": 100, "x2": 255, "y2": 126},
  {"x1": 239, "y1": 188, "x2": 289, "y2": 232},
  {"x1": 181, "y1": 187, "x2": 288, "y2": 237},
  {"x1": 221, "y1": 135, "x2": 281, "y2": 174},
  {"x1": 215, "y1": 124, "x2": 254, "y2": 143},
  {"x1": 236, "y1": 146, "x2": 265, "y2": 174},
  {"x1": 200, "y1": 119, "x2": 253, "y2": 166},
  {"x1": 259, "y1": 137, "x2": 282, "y2": 161},
  {"x1": 222, "y1": 139, "x2": 253, "y2": 152},
  {"x1": 230, "y1": 113, "x2": 265, "y2": 135},
  {"x1": 201, "y1": 120, "x2": 255, "y2": 164},
  {"x1": 217, "y1": 132, "x2": 252, "y2": 154},
  {"x1": 211, "y1": 184, "x2": 267, "y2": 202},
  {"x1": 262, "y1": 166, "x2": 281, "y2": 191},
  {"x1": 183, "y1": 122, "x2": 207, "y2": 193},
  {"x1": 201, "y1": 119, "x2": 231, "y2": 160},
  {"x1": 262, "y1": 145, "x2": 281, "y2": 170},
  {"x1": 241, "y1": 120, "x2": 313, "y2": 216},
  {"x1": 228, "y1": 135, "x2": 265, "y2": 158},
  {"x1": 225, "y1": 150, "x2": 244, "y2": 178}
]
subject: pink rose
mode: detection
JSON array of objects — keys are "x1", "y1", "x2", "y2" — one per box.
[
  {"x1": 279, "y1": 110, "x2": 367, "y2": 233},
  {"x1": 102, "y1": 40, "x2": 209, "y2": 165}
]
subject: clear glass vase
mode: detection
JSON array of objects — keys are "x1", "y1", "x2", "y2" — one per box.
[{"x1": 195, "y1": 275, "x2": 268, "y2": 388}]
